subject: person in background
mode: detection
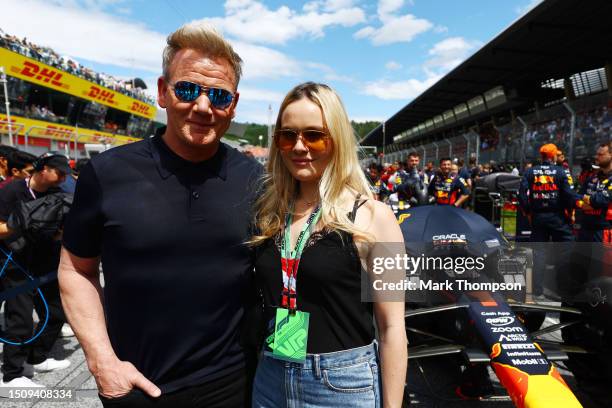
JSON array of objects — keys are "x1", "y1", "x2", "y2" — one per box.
[
  {"x1": 0, "y1": 145, "x2": 18, "y2": 182},
  {"x1": 457, "y1": 159, "x2": 472, "y2": 189},
  {"x1": 396, "y1": 152, "x2": 428, "y2": 207},
  {"x1": 365, "y1": 163, "x2": 382, "y2": 201},
  {"x1": 0, "y1": 150, "x2": 36, "y2": 189},
  {"x1": 0, "y1": 153, "x2": 72, "y2": 393},
  {"x1": 451, "y1": 162, "x2": 459, "y2": 177},
  {"x1": 577, "y1": 157, "x2": 595, "y2": 188},
  {"x1": 518, "y1": 143, "x2": 578, "y2": 297},
  {"x1": 428, "y1": 157, "x2": 470, "y2": 207},
  {"x1": 469, "y1": 157, "x2": 479, "y2": 182},
  {"x1": 563, "y1": 141, "x2": 612, "y2": 408},
  {"x1": 556, "y1": 149, "x2": 574, "y2": 189},
  {"x1": 389, "y1": 161, "x2": 408, "y2": 192},
  {"x1": 59, "y1": 159, "x2": 89, "y2": 194},
  {"x1": 424, "y1": 161, "x2": 435, "y2": 183},
  {"x1": 575, "y1": 142, "x2": 612, "y2": 243}
]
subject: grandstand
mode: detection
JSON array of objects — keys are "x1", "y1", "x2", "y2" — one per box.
[
  {"x1": 0, "y1": 30, "x2": 162, "y2": 157},
  {"x1": 360, "y1": 0, "x2": 612, "y2": 173}
]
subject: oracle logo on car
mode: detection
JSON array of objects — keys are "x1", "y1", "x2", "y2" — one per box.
[
  {"x1": 486, "y1": 316, "x2": 515, "y2": 327},
  {"x1": 432, "y1": 234, "x2": 466, "y2": 241}
]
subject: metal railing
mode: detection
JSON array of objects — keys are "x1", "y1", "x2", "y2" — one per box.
[
  {"x1": 367, "y1": 93, "x2": 610, "y2": 170},
  {"x1": 0, "y1": 122, "x2": 120, "y2": 159}
]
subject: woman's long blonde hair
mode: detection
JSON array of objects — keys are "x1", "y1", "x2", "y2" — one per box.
[{"x1": 251, "y1": 82, "x2": 373, "y2": 246}]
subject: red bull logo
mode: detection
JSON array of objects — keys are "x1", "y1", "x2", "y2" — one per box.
[
  {"x1": 533, "y1": 175, "x2": 558, "y2": 191},
  {"x1": 535, "y1": 175, "x2": 554, "y2": 184},
  {"x1": 490, "y1": 342, "x2": 502, "y2": 359}
]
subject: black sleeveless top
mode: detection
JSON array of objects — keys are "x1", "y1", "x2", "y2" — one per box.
[{"x1": 254, "y1": 199, "x2": 375, "y2": 354}]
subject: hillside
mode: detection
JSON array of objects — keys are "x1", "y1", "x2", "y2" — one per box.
[{"x1": 224, "y1": 120, "x2": 380, "y2": 146}]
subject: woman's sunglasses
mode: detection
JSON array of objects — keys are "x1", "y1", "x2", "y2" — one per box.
[
  {"x1": 171, "y1": 81, "x2": 234, "y2": 109},
  {"x1": 274, "y1": 128, "x2": 330, "y2": 152}
]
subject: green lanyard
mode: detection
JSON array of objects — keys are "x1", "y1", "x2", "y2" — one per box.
[{"x1": 280, "y1": 202, "x2": 321, "y2": 311}]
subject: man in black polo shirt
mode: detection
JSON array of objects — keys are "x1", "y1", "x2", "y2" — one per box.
[{"x1": 59, "y1": 23, "x2": 261, "y2": 408}]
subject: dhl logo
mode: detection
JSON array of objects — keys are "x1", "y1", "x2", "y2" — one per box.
[
  {"x1": 40, "y1": 125, "x2": 75, "y2": 139},
  {"x1": 130, "y1": 101, "x2": 152, "y2": 115},
  {"x1": 87, "y1": 86, "x2": 117, "y2": 104},
  {"x1": 90, "y1": 134, "x2": 115, "y2": 144},
  {"x1": 14, "y1": 61, "x2": 67, "y2": 89},
  {"x1": 0, "y1": 117, "x2": 17, "y2": 132}
]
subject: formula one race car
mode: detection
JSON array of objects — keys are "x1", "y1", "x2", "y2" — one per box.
[{"x1": 397, "y1": 204, "x2": 587, "y2": 408}]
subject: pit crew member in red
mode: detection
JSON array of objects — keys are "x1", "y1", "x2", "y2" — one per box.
[
  {"x1": 575, "y1": 142, "x2": 612, "y2": 243},
  {"x1": 428, "y1": 157, "x2": 469, "y2": 206}
]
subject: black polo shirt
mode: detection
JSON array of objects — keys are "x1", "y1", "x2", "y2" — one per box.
[{"x1": 62, "y1": 132, "x2": 262, "y2": 393}]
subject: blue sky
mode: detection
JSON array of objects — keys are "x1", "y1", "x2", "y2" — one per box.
[{"x1": 1, "y1": 0, "x2": 541, "y2": 124}]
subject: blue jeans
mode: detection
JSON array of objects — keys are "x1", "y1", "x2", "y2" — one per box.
[{"x1": 252, "y1": 342, "x2": 381, "y2": 408}]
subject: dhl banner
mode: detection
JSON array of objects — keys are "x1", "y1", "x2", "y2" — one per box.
[
  {"x1": 0, "y1": 114, "x2": 141, "y2": 146},
  {"x1": 0, "y1": 48, "x2": 156, "y2": 120}
]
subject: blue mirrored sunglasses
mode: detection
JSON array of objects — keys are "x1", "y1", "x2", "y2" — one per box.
[{"x1": 172, "y1": 81, "x2": 234, "y2": 109}]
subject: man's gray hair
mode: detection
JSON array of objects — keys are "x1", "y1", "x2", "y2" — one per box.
[{"x1": 162, "y1": 22, "x2": 243, "y2": 88}]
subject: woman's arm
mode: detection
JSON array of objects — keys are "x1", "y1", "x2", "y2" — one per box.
[{"x1": 356, "y1": 200, "x2": 407, "y2": 408}]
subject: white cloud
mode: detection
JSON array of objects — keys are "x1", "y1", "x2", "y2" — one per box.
[
  {"x1": 305, "y1": 62, "x2": 355, "y2": 83},
  {"x1": 0, "y1": 0, "x2": 165, "y2": 73},
  {"x1": 199, "y1": 0, "x2": 365, "y2": 46},
  {"x1": 424, "y1": 37, "x2": 481, "y2": 73},
  {"x1": 362, "y1": 75, "x2": 441, "y2": 100},
  {"x1": 377, "y1": 0, "x2": 405, "y2": 20},
  {"x1": 515, "y1": 0, "x2": 543, "y2": 15},
  {"x1": 385, "y1": 61, "x2": 402, "y2": 70},
  {"x1": 321, "y1": 0, "x2": 359, "y2": 12},
  {"x1": 232, "y1": 41, "x2": 302, "y2": 80},
  {"x1": 362, "y1": 36, "x2": 480, "y2": 101},
  {"x1": 433, "y1": 25, "x2": 448, "y2": 34},
  {"x1": 354, "y1": 13, "x2": 432, "y2": 46},
  {"x1": 354, "y1": 0, "x2": 432, "y2": 46},
  {"x1": 0, "y1": 0, "x2": 312, "y2": 83}
]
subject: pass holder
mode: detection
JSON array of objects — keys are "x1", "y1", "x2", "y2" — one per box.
[
  {"x1": 269, "y1": 202, "x2": 320, "y2": 363},
  {"x1": 271, "y1": 308, "x2": 310, "y2": 363}
]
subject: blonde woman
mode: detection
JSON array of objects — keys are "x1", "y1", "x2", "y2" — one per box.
[{"x1": 251, "y1": 82, "x2": 407, "y2": 407}]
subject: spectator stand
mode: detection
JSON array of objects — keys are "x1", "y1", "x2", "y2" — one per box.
[
  {"x1": 23, "y1": 125, "x2": 76, "y2": 157},
  {"x1": 360, "y1": 0, "x2": 612, "y2": 177},
  {"x1": 0, "y1": 119, "x2": 24, "y2": 146}
]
